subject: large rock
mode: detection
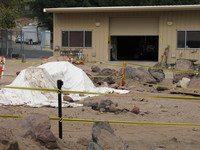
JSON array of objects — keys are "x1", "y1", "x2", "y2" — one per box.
[
  {"x1": 173, "y1": 59, "x2": 194, "y2": 83},
  {"x1": 148, "y1": 63, "x2": 165, "y2": 82},
  {"x1": 178, "y1": 77, "x2": 190, "y2": 88},
  {"x1": 133, "y1": 67, "x2": 157, "y2": 84},
  {"x1": 0, "y1": 127, "x2": 19, "y2": 150},
  {"x1": 119, "y1": 66, "x2": 136, "y2": 79},
  {"x1": 94, "y1": 68, "x2": 117, "y2": 85},
  {"x1": 1, "y1": 114, "x2": 58, "y2": 149},
  {"x1": 89, "y1": 121, "x2": 128, "y2": 150},
  {"x1": 91, "y1": 65, "x2": 101, "y2": 73},
  {"x1": 187, "y1": 75, "x2": 200, "y2": 90}
]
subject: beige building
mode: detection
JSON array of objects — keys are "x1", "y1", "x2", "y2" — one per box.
[{"x1": 44, "y1": 5, "x2": 200, "y2": 63}]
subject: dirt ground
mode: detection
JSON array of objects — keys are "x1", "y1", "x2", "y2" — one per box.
[{"x1": 1, "y1": 58, "x2": 200, "y2": 150}]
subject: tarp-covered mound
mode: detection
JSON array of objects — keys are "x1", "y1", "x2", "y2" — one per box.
[{"x1": 0, "y1": 62, "x2": 129, "y2": 107}]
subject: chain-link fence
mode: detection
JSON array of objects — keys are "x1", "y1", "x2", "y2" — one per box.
[
  {"x1": 0, "y1": 29, "x2": 53, "y2": 59},
  {"x1": 0, "y1": 30, "x2": 14, "y2": 58}
]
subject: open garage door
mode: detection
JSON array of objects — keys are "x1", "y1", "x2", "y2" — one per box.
[{"x1": 110, "y1": 17, "x2": 159, "y2": 61}]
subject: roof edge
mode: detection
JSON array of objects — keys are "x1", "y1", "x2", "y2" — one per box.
[{"x1": 44, "y1": 5, "x2": 200, "y2": 13}]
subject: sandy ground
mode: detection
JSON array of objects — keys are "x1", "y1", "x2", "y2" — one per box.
[{"x1": 1, "y1": 58, "x2": 200, "y2": 150}]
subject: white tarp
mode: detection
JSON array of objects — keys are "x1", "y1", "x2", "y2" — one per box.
[{"x1": 0, "y1": 62, "x2": 129, "y2": 107}]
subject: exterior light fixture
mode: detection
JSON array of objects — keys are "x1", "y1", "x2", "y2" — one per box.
[
  {"x1": 95, "y1": 22, "x2": 101, "y2": 27},
  {"x1": 167, "y1": 21, "x2": 173, "y2": 26}
]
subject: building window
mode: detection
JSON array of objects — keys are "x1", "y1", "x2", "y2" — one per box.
[
  {"x1": 62, "y1": 31, "x2": 92, "y2": 47},
  {"x1": 177, "y1": 30, "x2": 200, "y2": 48}
]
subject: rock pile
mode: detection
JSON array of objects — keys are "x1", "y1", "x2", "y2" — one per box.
[
  {"x1": 91, "y1": 66, "x2": 118, "y2": 86},
  {"x1": 83, "y1": 99, "x2": 140, "y2": 114},
  {"x1": 122, "y1": 63, "x2": 165, "y2": 84}
]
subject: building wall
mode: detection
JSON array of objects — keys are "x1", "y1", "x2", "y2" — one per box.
[
  {"x1": 53, "y1": 10, "x2": 200, "y2": 63},
  {"x1": 53, "y1": 13, "x2": 109, "y2": 62},
  {"x1": 159, "y1": 11, "x2": 200, "y2": 64}
]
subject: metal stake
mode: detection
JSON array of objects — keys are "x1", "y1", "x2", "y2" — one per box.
[{"x1": 57, "y1": 80, "x2": 63, "y2": 139}]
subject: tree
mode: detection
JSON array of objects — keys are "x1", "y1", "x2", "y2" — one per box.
[
  {"x1": 0, "y1": 0, "x2": 31, "y2": 29},
  {"x1": 29, "y1": 0, "x2": 92, "y2": 31},
  {"x1": 29, "y1": 0, "x2": 200, "y2": 31}
]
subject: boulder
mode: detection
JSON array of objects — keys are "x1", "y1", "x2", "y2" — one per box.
[
  {"x1": 0, "y1": 127, "x2": 19, "y2": 150},
  {"x1": 119, "y1": 66, "x2": 136, "y2": 79},
  {"x1": 173, "y1": 59, "x2": 194, "y2": 83},
  {"x1": 91, "y1": 65, "x2": 101, "y2": 73},
  {"x1": 19, "y1": 114, "x2": 58, "y2": 149},
  {"x1": 1, "y1": 114, "x2": 58, "y2": 149},
  {"x1": 93, "y1": 68, "x2": 117, "y2": 85},
  {"x1": 178, "y1": 77, "x2": 190, "y2": 88},
  {"x1": 148, "y1": 63, "x2": 165, "y2": 82},
  {"x1": 187, "y1": 76, "x2": 200, "y2": 90},
  {"x1": 97, "y1": 99, "x2": 114, "y2": 112},
  {"x1": 130, "y1": 106, "x2": 140, "y2": 114},
  {"x1": 89, "y1": 121, "x2": 128, "y2": 150},
  {"x1": 133, "y1": 67, "x2": 157, "y2": 84},
  {"x1": 63, "y1": 95, "x2": 74, "y2": 102}
]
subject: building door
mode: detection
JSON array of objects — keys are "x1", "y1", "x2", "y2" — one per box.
[{"x1": 109, "y1": 17, "x2": 159, "y2": 61}]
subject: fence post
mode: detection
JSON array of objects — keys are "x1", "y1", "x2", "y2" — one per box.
[
  {"x1": 57, "y1": 80, "x2": 63, "y2": 139},
  {"x1": 119, "y1": 62, "x2": 126, "y2": 86}
]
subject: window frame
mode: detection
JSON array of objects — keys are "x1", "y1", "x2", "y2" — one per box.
[
  {"x1": 177, "y1": 30, "x2": 200, "y2": 49},
  {"x1": 61, "y1": 30, "x2": 92, "y2": 48}
]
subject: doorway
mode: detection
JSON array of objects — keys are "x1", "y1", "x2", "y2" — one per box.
[{"x1": 110, "y1": 36, "x2": 158, "y2": 61}]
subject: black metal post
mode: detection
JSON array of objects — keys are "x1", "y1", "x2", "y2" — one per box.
[{"x1": 57, "y1": 80, "x2": 63, "y2": 139}]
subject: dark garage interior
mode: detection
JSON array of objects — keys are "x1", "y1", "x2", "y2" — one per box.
[{"x1": 110, "y1": 36, "x2": 158, "y2": 61}]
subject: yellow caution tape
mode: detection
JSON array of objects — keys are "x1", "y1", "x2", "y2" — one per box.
[
  {"x1": 6, "y1": 60, "x2": 199, "y2": 74},
  {"x1": 127, "y1": 63, "x2": 200, "y2": 74},
  {"x1": 6, "y1": 60, "x2": 122, "y2": 69},
  {"x1": 0, "y1": 85, "x2": 58, "y2": 93},
  {"x1": 6, "y1": 61, "x2": 45, "y2": 65},
  {"x1": 0, "y1": 74, "x2": 16, "y2": 77},
  {"x1": 62, "y1": 89, "x2": 200, "y2": 100},
  {"x1": 89, "y1": 75, "x2": 118, "y2": 78},
  {"x1": 85, "y1": 61, "x2": 122, "y2": 68},
  {"x1": 0, "y1": 115, "x2": 22, "y2": 118},
  {"x1": 126, "y1": 78, "x2": 200, "y2": 91},
  {"x1": 0, "y1": 73, "x2": 199, "y2": 93},
  {"x1": 0, "y1": 115, "x2": 200, "y2": 127},
  {"x1": 0, "y1": 85, "x2": 200, "y2": 101}
]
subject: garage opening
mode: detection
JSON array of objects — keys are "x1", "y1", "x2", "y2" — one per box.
[{"x1": 110, "y1": 36, "x2": 158, "y2": 61}]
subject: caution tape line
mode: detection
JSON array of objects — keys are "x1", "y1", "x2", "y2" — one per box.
[
  {"x1": 64, "y1": 90, "x2": 200, "y2": 100},
  {"x1": 0, "y1": 74, "x2": 199, "y2": 93},
  {"x1": 89, "y1": 75, "x2": 119, "y2": 78},
  {"x1": 6, "y1": 60, "x2": 200, "y2": 74},
  {"x1": 0, "y1": 85, "x2": 200, "y2": 100},
  {"x1": 127, "y1": 63, "x2": 200, "y2": 74},
  {"x1": 51, "y1": 118, "x2": 200, "y2": 127},
  {"x1": 85, "y1": 61, "x2": 122, "y2": 68},
  {"x1": 63, "y1": 89, "x2": 200, "y2": 100},
  {"x1": 125, "y1": 78, "x2": 200, "y2": 91},
  {"x1": 89, "y1": 75, "x2": 200, "y2": 92},
  {"x1": 0, "y1": 74, "x2": 16, "y2": 77},
  {"x1": 0, "y1": 85, "x2": 58, "y2": 93},
  {"x1": 0, "y1": 115, "x2": 22, "y2": 118},
  {"x1": 6, "y1": 60, "x2": 122, "y2": 68},
  {"x1": 0, "y1": 115, "x2": 200, "y2": 127},
  {"x1": 6, "y1": 61, "x2": 44, "y2": 65}
]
